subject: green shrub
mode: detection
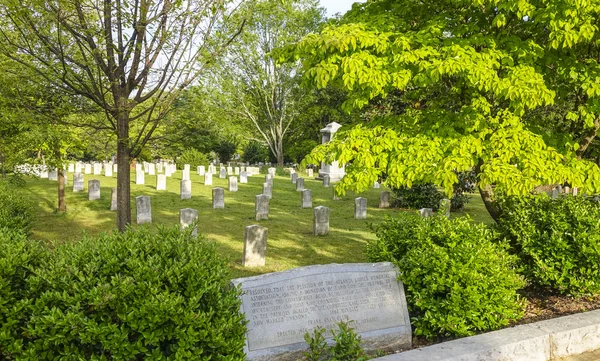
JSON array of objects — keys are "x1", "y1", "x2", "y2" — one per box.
[
  {"x1": 0, "y1": 228, "x2": 48, "y2": 359},
  {"x1": 0, "y1": 181, "x2": 34, "y2": 234},
  {"x1": 391, "y1": 183, "x2": 444, "y2": 211},
  {"x1": 242, "y1": 141, "x2": 269, "y2": 164},
  {"x1": 368, "y1": 213, "x2": 525, "y2": 338},
  {"x1": 304, "y1": 321, "x2": 369, "y2": 361},
  {"x1": 176, "y1": 148, "x2": 210, "y2": 169},
  {"x1": 1, "y1": 226, "x2": 246, "y2": 360},
  {"x1": 498, "y1": 195, "x2": 600, "y2": 296}
]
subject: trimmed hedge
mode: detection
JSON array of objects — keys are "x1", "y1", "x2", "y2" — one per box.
[
  {"x1": 498, "y1": 195, "x2": 600, "y2": 296},
  {"x1": 0, "y1": 226, "x2": 246, "y2": 360},
  {"x1": 0, "y1": 181, "x2": 33, "y2": 234},
  {"x1": 368, "y1": 213, "x2": 525, "y2": 338}
]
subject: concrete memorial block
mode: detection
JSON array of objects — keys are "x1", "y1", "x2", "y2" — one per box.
[
  {"x1": 231, "y1": 262, "x2": 411, "y2": 361},
  {"x1": 212, "y1": 187, "x2": 225, "y2": 209},
  {"x1": 48, "y1": 169, "x2": 58, "y2": 181},
  {"x1": 313, "y1": 206, "x2": 329, "y2": 236},
  {"x1": 148, "y1": 163, "x2": 155, "y2": 175},
  {"x1": 88, "y1": 180, "x2": 101, "y2": 200},
  {"x1": 180, "y1": 179, "x2": 192, "y2": 199},
  {"x1": 229, "y1": 176, "x2": 238, "y2": 192},
  {"x1": 84, "y1": 164, "x2": 92, "y2": 174},
  {"x1": 204, "y1": 172, "x2": 213, "y2": 185},
  {"x1": 380, "y1": 191, "x2": 391, "y2": 208},
  {"x1": 355, "y1": 197, "x2": 367, "y2": 219},
  {"x1": 227, "y1": 166, "x2": 233, "y2": 175},
  {"x1": 301, "y1": 189, "x2": 312, "y2": 209},
  {"x1": 198, "y1": 166, "x2": 205, "y2": 176},
  {"x1": 306, "y1": 169, "x2": 313, "y2": 177},
  {"x1": 419, "y1": 208, "x2": 433, "y2": 217},
  {"x1": 136, "y1": 170, "x2": 145, "y2": 185},
  {"x1": 291, "y1": 173, "x2": 298, "y2": 184},
  {"x1": 235, "y1": 167, "x2": 240, "y2": 175},
  {"x1": 68, "y1": 164, "x2": 75, "y2": 173},
  {"x1": 318, "y1": 122, "x2": 345, "y2": 181},
  {"x1": 73, "y1": 173, "x2": 84, "y2": 192},
  {"x1": 322, "y1": 175, "x2": 330, "y2": 187},
  {"x1": 262, "y1": 182, "x2": 272, "y2": 199},
  {"x1": 220, "y1": 167, "x2": 227, "y2": 179},
  {"x1": 243, "y1": 225, "x2": 267, "y2": 267},
  {"x1": 373, "y1": 181, "x2": 381, "y2": 189},
  {"x1": 240, "y1": 171, "x2": 248, "y2": 184},
  {"x1": 182, "y1": 168, "x2": 190, "y2": 181},
  {"x1": 136, "y1": 196, "x2": 152, "y2": 224},
  {"x1": 179, "y1": 208, "x2": 198, "y2": 236},
  {"x1": 268, "y1": 167, "x2": 276, "y2": 177},
  {"x1": 296, "y1": 178, "x2": 304, "y2": 192},
  {"x1": 110, "y1": 188, "x2": 118, "y2": 211},
  {"x1": 156, "y1": 174, "x2": 167, "y2": 191},
  {"x1": 113, "y1": 163, "x2": 118, "y2": 173},
  {"x1": 255, "y1": 194, "x2": 270, "y2": 221}
]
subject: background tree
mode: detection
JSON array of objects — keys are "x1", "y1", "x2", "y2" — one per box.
[
  {"x1": 285, "y1": 0, "x2": 600, "y2": 221},
  {"x1": 214, "y1": 0, "x2": 325, "y2": 166},
  {"x1": 0, "y1": 0, "x2": 248, "y2": 231}
]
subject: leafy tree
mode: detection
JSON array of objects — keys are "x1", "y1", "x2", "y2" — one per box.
[
  {"x1": 284, "y1": 0, "x2": 600, "y2": 221},
  {"x1": 243, "y1": 140, "x2": 269, "y2": 164},
  {"x1": 0, "y1": 0, "x2": 247, "y2": 230},
  {"x1": 214, "y1": 0, "x2": 325, "y2": 166}
]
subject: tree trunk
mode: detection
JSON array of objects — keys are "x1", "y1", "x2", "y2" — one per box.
[
  {"x1": 57, "y1": 168, "x2": 66, "y2": 212},
  {"x1": 116, "y1": 109, "x2": 131, "y2": 232},
  {"x1": 577, "y1": 117, "x2": 600, "y2": 159},
  {"x1": 478, "y1": 183, "x2": 502, "y2": 223},
  {"x1": 276, "y1": 137, "x2": 284, "y2": 167}
]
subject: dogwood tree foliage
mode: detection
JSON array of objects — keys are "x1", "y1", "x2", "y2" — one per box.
[{"x1": 283, "y1": 0, "x2": 600, "y2": 220}]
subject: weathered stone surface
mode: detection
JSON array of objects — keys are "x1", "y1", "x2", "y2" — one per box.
[
  {"x1": 354, "y1": 197, "x2": 367, "y2": 219},
  {"x1": 268, "y1": 167, "x2": 276, "y2": 177},
  {"x1": 182, "y1": 168, "x2": 190, "y2": 181},
  {"x1": 322, "y1": 175, "x2": 330, "y2": 187},
  {"x1": 379, "y1": 191, "x2": 390, "y2": 208},
  {"x1": 148, "y1": 163, "x2": 155, "y2": 175},
  {"x1": 227, "y1": 166, "x2": 233, "y2": 175},
  {"x1": 419, "y1": 208, "x2": 433, "y2": 217},
  {"x1": 231, "y1": 262, "x2": 411, "y2": 361},
  {"x1": 180, "y1": 179, "x2": 192, "y2": 199},
  {"x1": 88, "y1": 180, "x2": 100, "y2": 200},
  {"x1": 243, "y1": 225, "x2": 267, "y2": 267},
  {"x1": 296, "y1": 178, "x2": 304, "y2": 192},
  {"x1": 265, "y1": 174, "x2": 274, "y2": 185},
  {"x1": 113, "y1": 163, "x2": 118, "y2": 173},
  {"x1": 136, "y1": 170, "x2": 145, "y2": 185},
  {"x1": 373, "y1": 181, "x2": 381, "y2": 189},
  {"x1": 73, "y1": 173, "x2": 84, "y2": 192},
  {"x1": 552, "y1": 188, "x2": 559, "y2": 199},
  {"x1": 229, "y1": 176, "x2": 238, "y2": 192},
  {"x1": 375, "y1": 323, "x2": 548, "y2": 361},
  {"x1": 93, "y1": 163, "x2": 102, "y2": 175},
  {"x1": 198, "y1": 166, "x2": 205, "y2": 176},
  {"x1": 255, "y1": 194, "x2": 269, "y2": 221},
  {"x1": 104, "y1": 164, "x2": 113, "y2": 177},
  {"x1": 220, "y1": 167, "x2": 227, "y2": 179},
  {"x1": 291, "y1": 173, "x2": 298, "y2": 184},
  {"x1": 204, "y1": 172, "x2": 213, "y2": 185},
  {"x1": 212, "y1": 187, "x2": 225, "y2": 209},
  {"x1": 84, "y1": 164, "x2": 92, "y2": 174},
  {"x1": 110, "y1": 188, "x2": 118, "y2": 211},
  {"x1": 240, "y1": 171, "x2": 248, "y2": 184},
  {"x1": 262, "y1": 182, "x2": 272, "y2": 199},
  {"x1": 535, "y1": 309, "x2": 600, "y2": 359},
  {"x1": 313, "y1": 206, "x2": 329, "y2": 236},
  {"x1": 156, "y1": 174, "x2": 167, "y2": 191},
  {"x1": 179, "y1": 208, "x2": 198, "y2": 236},
  {"x1": 318, "y1": 122, "x2": 345, "y2": 181},
  {"x1": 235, "y1": 167, "x2": 240, "y2": 175},
  {"x1": 136, "y1": 196, "x2": 152, "y2": 224},
  {"x1": 301, "y1": 189, "x2": 312, "y2": 208},
  {"x1": 306, "y1": 169, "x2": 313, "y2": 177}
]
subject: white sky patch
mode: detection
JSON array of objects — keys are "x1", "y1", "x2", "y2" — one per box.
[{"x1": 320, "y1": 0, "x2": 363, "y2": 17}]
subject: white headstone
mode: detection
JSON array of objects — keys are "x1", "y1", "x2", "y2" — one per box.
[
  {"x1": 379, "y1": 191, "x2": 391, "y2": 208},
  {"x1": 68, "y1": 164, "x2": 75, "y2": 173},
  {"x1": 73, "y1": 173, "x2": 84, "y2": 192},
  {"x1": 262, "y1": 182, "x2": 272, "y2": 199},
  {"x1": 204, "y1": 172, "x2": 213, "y2": 185},
  {"x1": 255, "y1": 194, "x2": 269, "y2": 221},
  {"x1": 212, "y1": 187, "x2": 225, "y2": 209},
  {"x1": 318, "y1": 122, "x2": 345, "y2": 181},
  {"x1": 313, "y1": 206, "x2": 329, "y2": 236},
  {"x1": 301, "y1": 189, "x2": 312, "y2": 209},
  {"x1": 229, "y1": 176, "x2": 238, "y2": 192},
  {"x1": 136, "y1": 170, "x2": 145, "y2": 185},
  {"x1": 180, "y1": 179, "x2": 192, "y2": 199},
  {"x1": 240, "y1": 171, "x2": 248, "y2": 184},
  {"x1": 354, "y1": 197, "x2": 367, "y2": 219},
  {"x1": 219, "y1": 167, "x2": 226, "y2": 179},
  {"x1": 110, "y1": 188, "x2": 118, "y2": 211},
  {"x1": 296, "y1": 178, "x2": 304, "y2": 192},
  {"x1": 104, "y1": 165, "x2": 113, "y2": 177},
  {"x1": 156, "y1": 174, "x2": 167, "y2": 191},
  {"x1": 180, "y1": 208, "x2": 198, "y2": 237},
  {"x1": 198, "y1": 166, "x2": 205, "y2": 176},
  {"x1": 243, "y1": 225, "x2": 267, "y2": 267},
  {"x1": 148, "y1": 163, "x2": 155, "y2": 175},
  {"x1": 88, "y1": 180, "x2": 100, "y2": 200},
  {"x1": 136, "y1": 196, "x2": 152, "y2": 224},
  {"x1": 84, "y1": 164, "x2": 92, "y2": 174}
]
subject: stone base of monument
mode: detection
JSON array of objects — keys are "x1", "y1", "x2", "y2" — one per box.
[{"x1": 231, "y1": 263, "x2": 412, "y2": 361}]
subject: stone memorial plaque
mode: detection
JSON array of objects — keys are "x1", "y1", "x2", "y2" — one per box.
[{"x1": 232, "y1": 262, "x2": 411, "y2": 361}]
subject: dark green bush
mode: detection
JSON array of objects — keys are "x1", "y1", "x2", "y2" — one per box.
[
  {"x1": 367, "y1": 213, "x2": 525, "y2": 338},
  {"x1": 498, "y1": 195, "x2": 600, "y2": 296},
  {"x1": 0, "y1": 181, "x2": 34, "y2": 234},
  {"x1": 0, "y1": 228, "x2": 48, "y2": 359},
  {"x1": 176, "y1": 148, "x2": 211, "y2": 169},
  {"x1": 242, "y1": 140, "x2": 269, "y2": 164},
  {"x1": 1, "y1": 226, "x2": 246, "y2": 360},
  {"x1": 391, "y1": 183, "x2": 444, "y2": 211}
]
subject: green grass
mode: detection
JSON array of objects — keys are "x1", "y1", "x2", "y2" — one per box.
[{"x1": 22, "y1": 170, "x2": 493, "y2": 278}]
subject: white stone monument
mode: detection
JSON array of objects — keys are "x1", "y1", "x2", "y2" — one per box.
[{"x1": 318, "y1": 122, "x2": 345, "y2": 181}]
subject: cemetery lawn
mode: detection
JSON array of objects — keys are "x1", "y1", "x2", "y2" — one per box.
[{"x1": 22, "y1": 172, "x2": 493, "y2": 278}]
